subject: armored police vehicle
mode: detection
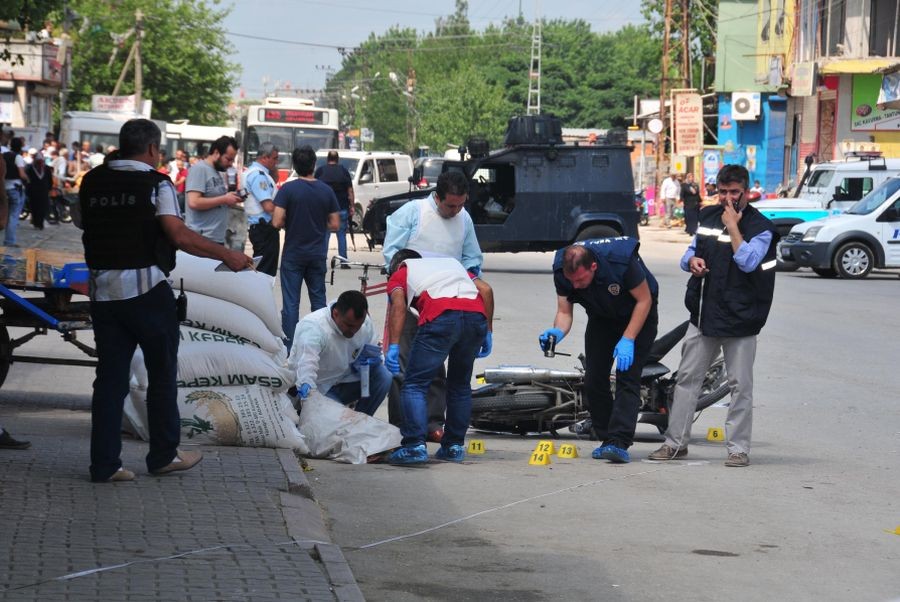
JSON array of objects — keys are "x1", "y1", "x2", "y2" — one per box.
[{"x1": 361, "y1": 115, "x2": 639, "y2": 252}]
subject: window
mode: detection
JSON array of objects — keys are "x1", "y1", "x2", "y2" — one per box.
[
  {"x1": 591, "y1": 154, "x2": 610, "y2": 169},
  {"x1": 820, "y1": 0, "x2": 845, "y2": 57},
  {"x1": 807, "y1": 169, "x2": 834, "y2": 188},
  {"x1": 837, "y1": 177, "x2": 874, "y2": 200},
  {"x1": 376, "y1": 159, "x2": 398, "y2": 182},
  {"x1": 870, "y1": 0, "x2": 900, "y2": 56}
]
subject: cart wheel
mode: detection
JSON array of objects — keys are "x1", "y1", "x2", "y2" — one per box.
[{"x1": 0, "y1": 326, "x2": 11, "y2": 389}]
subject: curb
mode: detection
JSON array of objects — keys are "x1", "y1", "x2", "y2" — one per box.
[{"x1": 276, "y1": 449, "x2": 365, "y2": 602}]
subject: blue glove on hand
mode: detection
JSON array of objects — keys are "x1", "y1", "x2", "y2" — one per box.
[
  {"x1": 613, "y1": 337, "x2": 635, "y2": 372},
  {"x1": 385, "y1": 344, "x2": 401, "y2": 375},
  {"x1": 476, "y1": 331, "x2": 493, "y2": 358},
  {"x1": 538, "y1": 328, "x2": 565, "y2": 352},
  {"x1": 298, "y1": 383, "x2": 312, "y2": 399}
]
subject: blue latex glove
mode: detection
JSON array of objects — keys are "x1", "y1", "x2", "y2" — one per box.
[
  {"x1": 298, "y1": 383, "x2": 312, "y2": 399},
  {"x1": 385, "y1": 343, "x2": 401, "y2": 375},
  {"x1": 613, "y1": 337, "x2": 635, "y2": 372},
  {"x1": 538, "y1": 327, "x2": 565, "y2": 352},
  {"x1": 476, "y1": 331, "x2": 493, "y2": 358}
]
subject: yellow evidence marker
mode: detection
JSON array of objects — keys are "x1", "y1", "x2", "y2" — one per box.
[
  {"x1": 529, "y1": 450, "x2": 552, "y2": 465},
  {"x1": 467, "y1": 440, "x2": 486, "y2": 455},
  {"x1": 706, "y1": 427, "x2": 725, "y2": 442},
  {"x1": 534, "y1": 440, "x2": 555, "y2": 455},
  {"x1": 557, "y1": 444, "x2": 578, "y2": 459}
]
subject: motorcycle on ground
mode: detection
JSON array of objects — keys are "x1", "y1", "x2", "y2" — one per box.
[{"x1": 470, "y1": 321, "x2": 729, "y2": 438}]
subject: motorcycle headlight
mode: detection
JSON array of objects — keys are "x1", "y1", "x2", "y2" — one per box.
[{"x1": 801, "y1": 226, "x2": 822, "y2": 242}]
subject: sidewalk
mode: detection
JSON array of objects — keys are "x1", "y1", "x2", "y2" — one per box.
[{"x1": 0, "y1": 220, "x2": 363, "y2": 601}]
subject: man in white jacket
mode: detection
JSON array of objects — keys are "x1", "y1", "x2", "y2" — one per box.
[{"x1": 288, "y1": 290, "x2": 391, "y2": 416}]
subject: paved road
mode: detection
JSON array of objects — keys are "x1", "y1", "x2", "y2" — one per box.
[{"x1": 311, "y1": 227, "x2": 900, "y2": 601}]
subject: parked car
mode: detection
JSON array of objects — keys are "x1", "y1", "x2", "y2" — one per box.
[
  {"x1": 413, "y1": 157, "x2": 444, "y2": 189},
  {"x1": 778, "y1": 176, "x2": 900, "y2": 278}
]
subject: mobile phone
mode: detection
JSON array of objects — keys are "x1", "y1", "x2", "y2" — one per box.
[{"x1": 732, "y1": 192, "x2": 743, "y2": 213}]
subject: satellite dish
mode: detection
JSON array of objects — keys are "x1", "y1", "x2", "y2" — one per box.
[{"x1": 647, "y1": 119, "x2": 664, "y2": 134}]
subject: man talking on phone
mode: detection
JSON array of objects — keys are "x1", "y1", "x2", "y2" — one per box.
[{"x1": 648, "y1": 164, "x2": 778, "y2": 468}]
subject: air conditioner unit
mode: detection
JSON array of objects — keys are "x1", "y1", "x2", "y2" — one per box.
[{"x1": 732, "y1": 92, "x2": 761, "y2": 121}]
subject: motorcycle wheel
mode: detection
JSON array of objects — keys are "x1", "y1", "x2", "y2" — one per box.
[
  {"x1": 470, "y1": 390, "x2": 554, "y2": 412},
  {"x1": 694, "y1": 357, "x2": 729, "y2": 410}
]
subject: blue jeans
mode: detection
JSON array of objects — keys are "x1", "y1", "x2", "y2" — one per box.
[
  {"x1": 325, "y1": 364, "x2": 393, "y2": 416},
  {"x1": 332, "y1": 210, "x2": 348, "y2": 260},
  {"x1": 89, "y1": 281, "x2": 180, "y2": 481},
  {"x1": 400, "y1": 311, "x2": 487, "y2": 447},
  {"x1": 280, "y1": 256, "x2": 327, "y2": 349},
  {"x1": 4, "y1": 186, "x2": 26, "y2": 246}
]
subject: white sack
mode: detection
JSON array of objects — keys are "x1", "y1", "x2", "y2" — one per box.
[
  {"x1": 132, "y1": 339, "x2": 293, "y2": 392},
  {"x1": 181, "y1": 292, "x2": 286, "y2": 360},
  {"x1": 169, "y1": 251, "x2": 283, "y2": 337},
  {"x1": 125, "y1": 384, "x2": 304, "y2": 449},
  {"x1": 296, "y1": 391, "x2": 401, "y2": 464}
]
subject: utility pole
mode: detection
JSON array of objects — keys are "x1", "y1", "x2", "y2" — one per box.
[
  {"x1": 526, "y1": 1, "x2": 542, "y2": 115},
  {"x1": 134, "y1": 9, "x2": 143, "y2": 113},
  {"x1": 681, "y1": 0, "x2": 691, "y2": 88},
  {"x1": 654, "y1": 0, "x2": 673, "y2": 203}
]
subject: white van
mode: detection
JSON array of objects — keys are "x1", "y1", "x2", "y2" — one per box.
[
  {"x1": 778, "y1": 176, "x2": 900, "y2": 278},
  {"x1": 313, "y1": 150, "x2": 413, "y2": 212}
]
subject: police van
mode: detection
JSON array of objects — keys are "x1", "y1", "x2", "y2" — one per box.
[{"x1": 777, "y1": 176, "x2": 900, "y2": 278}]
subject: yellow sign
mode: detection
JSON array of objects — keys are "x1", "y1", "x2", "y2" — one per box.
[
  {"x1": 529, "y1": 451, "x2": 551, "y2": 465},
  {"x1": 707, "y1": 427, "x2": 725, "y2": 442},
  {"x1": 557, "y1": 444, "x2": 578, "y2": 459},
  {"x1": 467, "y1": 440, "x2": 486, "y2": 455},
  {"x1": 534, "y1": 440, "x2": 555, "y2": 455}
]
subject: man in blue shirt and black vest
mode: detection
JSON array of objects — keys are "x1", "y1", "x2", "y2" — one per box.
[
  {"x1": 540, "y1": 236, "x2": 659, "y2": 464},
  {"x1": 649, "y1": 164, "x2": 778, "y2": 468}
]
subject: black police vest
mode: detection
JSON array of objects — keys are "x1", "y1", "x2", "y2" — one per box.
[
  {"x1": 684, "y1": 204, "x2": 778, "y2": 337},
  {"x1": 79, "y1": 164, "x2": 176, "y2": 274},
  {"x1": 3, "y1": 152, "x2": 18, "y2": 180},
  {"x1": 553, "y1": 237, "x2": 658, "y2": 322}
]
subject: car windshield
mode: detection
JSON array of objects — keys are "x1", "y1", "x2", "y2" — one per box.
[
  {"x1": 806, "y1": 169, "x2": 834, "y2": 188},
  {"x1": 845, "y1": 178, "x2": 900, "y2": 214},
  {"x1": 419, "y1": 160, "x2": 443, "y2": 180}
]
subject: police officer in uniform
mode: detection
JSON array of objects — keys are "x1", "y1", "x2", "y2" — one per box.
[
  {"x1": 243, "y1": 142, "x2": 280, "y2": 276},
  {"x1": 539, "y1": 237, "x2": 659, "y2": 464},
  {"x1": 649, "y1": 164, "x2": 778, "y2": 468},
  {"x1": 80, "y1": 118, "x2": 252, "y2": 483}
]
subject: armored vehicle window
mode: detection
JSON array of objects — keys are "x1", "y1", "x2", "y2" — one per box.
[
  {"x1": 591, "y1": 154, "x2": 610, "y2": 169},
  {"x1": 469, "y1": 163, "x2": 516, "y2": 225},
  {"x1": 525, "y1": 155, "x2": 544, "y2": 167}
]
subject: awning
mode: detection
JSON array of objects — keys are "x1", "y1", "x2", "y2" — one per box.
[{"x1": 819, "y1": 58, "x2": 900, "y2": 74}]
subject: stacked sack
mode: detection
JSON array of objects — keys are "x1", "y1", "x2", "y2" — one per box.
[{"x1": 123, "y1": 252, "x2": 306, "y2": 450}]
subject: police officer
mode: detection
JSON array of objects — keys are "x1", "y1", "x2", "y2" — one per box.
[
  {"x1": 80, "y1": 118, "x2": 252, "y2": 483},
  {"x1": 539, "y1": 237, "x2": 659, "y2": 464},
  {"x1": 649, "y1": 164, "x2": 778, "y2": 468},
  {"x1": 243, "y1": 142, "x2": 280, "y2": 276}
]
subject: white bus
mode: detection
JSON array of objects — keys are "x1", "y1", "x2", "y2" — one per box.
[
  {"x1": 165, "y1": 120, "x2": 240, "y2": 159},
  {"x1": 59, "y1": 110, "x2": 167, "y2": 155},
  {"x1": 241, "y1": 97, "x2": 339, "y2": 182}
]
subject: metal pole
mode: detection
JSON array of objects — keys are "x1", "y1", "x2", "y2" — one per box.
[
  {"x1": 134, "y1": 9, "x2": 143, "y2": 114},
  {"x1": 655, "y1": 0, "x2": 673, "y2": 206}
]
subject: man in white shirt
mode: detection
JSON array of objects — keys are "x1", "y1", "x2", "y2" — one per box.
[
  {"x1": 288, "y1": 290, "x2": 390, "y2": 416},
  {"x1": 79, "y1": 118, "x2": 253, "y2": 483},
  {"x1": 660, "y1": 173, "x2": 681, "y2": 229}
]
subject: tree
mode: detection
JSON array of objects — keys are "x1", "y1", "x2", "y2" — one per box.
[{"x1": 65, "y1": 0, "x2": 237, "y2": 124}]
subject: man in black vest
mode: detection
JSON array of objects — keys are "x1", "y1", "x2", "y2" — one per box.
[
  {"x1": 649, "y1": 164, "x2": 778, "y2": 468},
  {"x1": 80, "y1": 119, "x2": 253, "y2": 483},
  {"x1": 539, "y1": 238, "x2": 659, "y2": 464}
]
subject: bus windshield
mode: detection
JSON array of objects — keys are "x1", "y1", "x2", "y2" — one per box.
[{"x1": 246, "y1": 126, "x2": 339, "y2": 171}]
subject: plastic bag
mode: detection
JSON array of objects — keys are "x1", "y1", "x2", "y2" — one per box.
[{"x1": 296, "y1": 392, "x2": 401, "y2": 464}]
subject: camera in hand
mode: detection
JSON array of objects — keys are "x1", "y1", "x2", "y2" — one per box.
[{"x1": 236, "y1": 188, "x2": 250, "y2": 200}]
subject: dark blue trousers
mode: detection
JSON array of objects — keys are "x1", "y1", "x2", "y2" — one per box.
[{"x1": 89, "y1": 281, "x2": 180, "y2": 481}]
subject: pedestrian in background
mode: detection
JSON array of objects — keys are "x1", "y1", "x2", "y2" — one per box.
[
  {"x1": 314, "y1": 151, "x2": 355, "y2": 266},
  {"x1": 649, "y1": 164, "x2": 778, "y2": 468},
  {"x1": 659, "y1": 173, "x2": 681, "y2": 229},
  {"x1": 681, "y1": 172, "x2": 701, "y2": 236},
  {"x1": 272, "y1": 145, "x2": 340, "y2": 350},
  {"x1": 3, "y1": 137, "x2": 28, "y2": 246},
  {"x1": 25, "y1": 150, "x2": 52, "y2": 230}
]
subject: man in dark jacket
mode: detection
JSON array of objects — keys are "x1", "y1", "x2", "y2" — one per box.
[
  {"x1": 649, "y1": 164, "x2": 778, "y2": 468},
  {"x1": 314, "y1": 151, "x2": 354, "y2": 266}
]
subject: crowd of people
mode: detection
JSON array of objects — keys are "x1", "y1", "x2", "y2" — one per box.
[{"x1": 0, "y1": 118, "x2": 780, "y2": 478}]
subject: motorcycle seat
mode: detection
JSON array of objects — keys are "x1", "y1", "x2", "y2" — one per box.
[{"x1": 641, "y1": 362, "x2": 670, "y2": 379}]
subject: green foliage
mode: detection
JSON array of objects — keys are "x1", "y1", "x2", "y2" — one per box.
[
  {"x1": 65, "y1": 0, "x2": 238, "y2": 124},
  {"x1": 641, "y1": 0, "x2": 718, "y2": 90},
  {"x1": 326, "y1": 10, "x2": 663, "y2": 153},
  {"x1": 0, "y1": 0, "x2": 63, "y2": 65}
]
